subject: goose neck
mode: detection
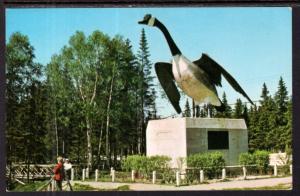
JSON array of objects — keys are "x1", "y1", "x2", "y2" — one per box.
[{"x1": 155, "y1": 19, "x2": 181, "y2": 56}]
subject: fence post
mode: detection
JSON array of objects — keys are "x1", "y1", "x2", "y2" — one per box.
[
  {"x1": 200, "y1": 170, "x2": 204, "y2": 183},
  {"x1": 47, "y1": 181, "x2": 51, "y2": 191},
  {"x1": 131, "y1": 170, "x2": 135, "y2": 182},
  {"x1": 242, "y1": 166, "x2": 247, "y2": 180},
  {"x1": 152, "y1": 171, "x2": 156, "y2": 184},
  {"x1": 290, "y1": 165, "x2": 292, "y2": 175},
  {"x1": 51, "y1": 179, "x2": 55, "y2": 191},
  {"x1": 176, "y1": 171, "x2": 180, "y2": 186},
  {"x1": 82, "y1": 169, "x2": 85, "y2": 181},
  {"x1": 111, "y1": 169, "x2": 115, "y2": 182},
  {"x1": 274, "y1": 164, "x2": 278, "y2": 176},
  {"x1": 95, "y1": 169, "x2": 98, "y2": 182},
  {"x1": 222, "y1": 168, "x2": 226, "y2": 180},
  {"x1": 71, "y1": 168, "x2": 74, "y2": 181},
  {"x1": 86, "y1": 168, "x2": 89, "y2": 179}
]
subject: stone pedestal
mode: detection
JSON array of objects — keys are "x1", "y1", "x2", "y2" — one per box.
[{"x1": 146, "y1": 117, "x2": 248, "y2": 168}]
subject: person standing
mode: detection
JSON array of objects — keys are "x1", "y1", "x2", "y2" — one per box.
[
  {"x1": 63, "y1": 158, "x2": 73, "y2": 191},
  {"x1": 53, "y1": 156, "x2": 63, "y2": 191}
]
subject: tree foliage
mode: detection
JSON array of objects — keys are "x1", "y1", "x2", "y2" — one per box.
[
  {"x1": 6, "y1": 32, "x2": 47, "y2": 175},
  {"x1": 183, "y1": 98, "x2": 191, "y2": 117},
  {"x1": 6, "y1": 31, "x2": 292, "y2": 171}
]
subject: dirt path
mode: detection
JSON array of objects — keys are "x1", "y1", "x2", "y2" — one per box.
[{"x1": 71, "y1": 176, "x2": 292, "y2": 190}]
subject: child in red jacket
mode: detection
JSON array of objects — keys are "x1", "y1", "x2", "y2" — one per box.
[{"x1": 53, "y1": 156, "x2": 64, "y2": 191}]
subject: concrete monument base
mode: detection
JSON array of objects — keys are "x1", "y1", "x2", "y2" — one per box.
[{"x1": 146, "y1": 117, "x2": 248, "y2": 168}]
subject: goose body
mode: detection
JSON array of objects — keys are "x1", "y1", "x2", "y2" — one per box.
[
  {"x1": 138, "y1": 14, "x2": 253, "y2": 114},
  {"x1": 172, "y1": 54, "x2": 221, "y2": 106}
]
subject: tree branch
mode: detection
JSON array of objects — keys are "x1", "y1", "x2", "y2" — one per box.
[{"x1": 90, "y1": 72, "x2": 98, "y2": 104}]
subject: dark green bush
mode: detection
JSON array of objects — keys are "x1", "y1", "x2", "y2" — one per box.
[
  {"x1": 160, "y1": 168, "x2": 175, "y2": 184},
  {"x1": 121, "y1": 155, "x2": 171, "y2": 179},
  {"x1": 239, "y1": 150, "x2": 270, "y2": 174},
  {"x1": 239, "y1": 152, "x2": 256, "y2": 166},
  {"x1": 149, "y1": 155, "x2": 172, "y2": 173},
  {"x1": 186, "y1": 152, "x2": 225, "y2": 179},
  {"x1": 253, "y1": 150, "x2": 270, "y2": 173},
  {"x1": 185, "y1": 169, "x2": 200, "y2": 184}
]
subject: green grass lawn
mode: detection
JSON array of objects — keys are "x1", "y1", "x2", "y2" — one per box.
[
  {"x1": 73, "y1": 183, "x2": 130, "y2": 191},
  {"x1": 10, "y1": 181, "x2": 130, "y2": 191},
  {"x1": 11, "y1": 181, "x2": 48, "y2": 192}
]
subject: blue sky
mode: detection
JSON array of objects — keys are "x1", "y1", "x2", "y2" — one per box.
[{"x1": 6, "y1": 8, "x2": 292, "y2": 117}]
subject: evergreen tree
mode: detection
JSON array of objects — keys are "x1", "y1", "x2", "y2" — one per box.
[
  {"x1": 149, "y1": 88, "x2": 158, "y2": 119},
  {"x1": 281, "y1": 98, "x2": 292, "y2": 150},
  {"x1": 201, "y1": 104, "x2": 208, "y2": 117},
  {"x1": 260, "y1": 83, "x2": 270, "y2": 104},
  {"x1": 273, "y1": 77, "x2": 290, "y2": 150},
  {"x1": 242, "y1": 103, "x2": 249, "y2": 126},
  {"x1": 136, "y1": 28, "x2": 156, "y2": 154},
  {"x1": 274, "y1": 76, "x2": 289, "y2": 124},
  {"x1": 251, "y1": 83, "x2": 277, "y2": 151},
  {"x1": 248, "y1": 104, "x2": 259, "y2": 152},
  {"x1": 263, "y1": 97, "x2": 278, "y2": 151},
  {"x1": 233, "y1": 98, "x2": 243, "y2": 118},
  {"x1": 200, "y1": 105, "x2": 206, "y2": 117},
  {"x1": 215, "y1": 92, "x2": 231, "y2": 118},
  {"x1": 183, "y1": 98, "x2": 191, "y2": 117},
  {"x1": 196, "y1": 105, "x2": 200, "y2": 117},
  {"x1": 6, "y1": 33, "x2": 47, "y2": 179},
  {"x1": 207, "y1": 104, "x2": 215, "y2": 118}
]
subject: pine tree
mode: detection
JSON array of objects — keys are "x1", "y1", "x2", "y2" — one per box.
[
  {"x1": 248, "y1": 83, "x2": 274, "y2": 151},
  {"x1": 201, "y1": 104, "x2": 208, "y2": 117},
  {"x1": 6, "y1": 33, "x2": 48, "y2": 181},
  {"x1": 207, "y1": 104, "x2": 215, "y2": 118},
  {"x1": 200, "y1": 105, "x2": 206, "y2": 117},
  {"x1": 233, "y1": 98, "x2": 243, "y2": 118},
  {"x1": 242, "y1": 103, "x2": 249, "y2": 126},
  {"x1": 274, "y1": 76, "x2": 289, "y2": 125},
  {"x1": 149, "y1": 88, "x2": 158, "y2": 119},
  {"x1": 196, "y1": 105, "x2": 200, "y2": 117},
  {"x1": 183, "y1": 98, "x2": 191, "y2": 117},
  {"x1": 248, "y1": 104, "x2": 259, "y2": 152},
  {"x1": 256, "y1": 83, "x2": 277, "y2": 151},
  {"x1": 215, "y1": 92, "x2": 232, "y2": 118},
  {"x1": 282, "y1": 98, "x2": 292, "y2": 150},
  {"x1": 137, "y1": 28, "x2": 156, "y2": 154},
  {"x1": 260, "y1": 83, "x2": 270, "y2": 104},
  {"x1": 273, "y1": 77, "x2": 290, "y2": 151}
]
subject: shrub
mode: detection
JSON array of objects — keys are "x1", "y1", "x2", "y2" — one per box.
[
  {"x1": 187, "y1": 152, "x2": 225, "y2": 179},
  {"x1": 148, "y1": 155, "x2": 171, "y2": 172},
  {"x1": 239, "y1": 152, "x2": 256, "y2": 166},
  {"x1": 121, "y1": 155, "x2": 148, "y2": 176},
  {"x1": 253, "y1": 150, "x2": 270, "y2": 173},
  {"x1": 239, "y1": 151, "x2": 270, "y2": 174},
  {"x1": 121, "y1": 155, "x2": 143, "y2": 171},
  {"x1": 121, "y1": 155, "x2": 171, "y2": 179}
]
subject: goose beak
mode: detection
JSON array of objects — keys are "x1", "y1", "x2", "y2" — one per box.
[{"x1": 138, "y1": 19, "x2": 147, "y2": 25}]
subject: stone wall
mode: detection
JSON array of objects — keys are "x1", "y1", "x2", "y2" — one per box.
[
  {"x1": 146, "y1": 118, "x2": 187, "y2": 168},
  {"x1": 146, "y1": 117, "x2": 248, "y2": 168}
]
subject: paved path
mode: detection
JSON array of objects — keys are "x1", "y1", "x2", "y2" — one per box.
[{"x1": 71, "y1": 176, "x2": 292, "y2": 190}]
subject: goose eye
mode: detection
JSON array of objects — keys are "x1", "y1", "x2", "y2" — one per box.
[{"x1": 144, "y1": 14, "x2": 152, "y2": 20}]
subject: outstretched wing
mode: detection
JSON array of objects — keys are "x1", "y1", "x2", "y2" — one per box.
[
  {"x1": 155, "y1": 62, "x2": 182, "y2": 114},
  {"x1": 193, "y1": 54, "x2": 254, "y2": 105}
]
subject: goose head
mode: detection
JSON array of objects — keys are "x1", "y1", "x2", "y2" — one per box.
[{"x1": 138, "y1": 14, "x2": 156, "y2": 26}]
